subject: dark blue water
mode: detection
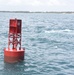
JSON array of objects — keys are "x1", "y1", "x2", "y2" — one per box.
[{"x1": 0, "y1": 13, "x2": 74, "y2": 75}]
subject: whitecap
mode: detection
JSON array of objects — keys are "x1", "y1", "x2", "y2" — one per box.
[
  {"x1": 54, "y1": 46, "x2": 58, "y2": 49},
  {"x1": 63, "y1": 29, "x2": 72, "y2": 32},
  {"x1": 45, "y1": 29, "x2": 73, "y2": 34},
  {"x1": 45, "y1": 30, "x2": 57, "y2": 33}
]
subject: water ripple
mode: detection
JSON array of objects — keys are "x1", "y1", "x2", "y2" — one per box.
[{"x1": 0, "y1": 13, "x2": 74, "y2": 75}]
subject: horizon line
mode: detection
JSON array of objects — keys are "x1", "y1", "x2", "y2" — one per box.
[{"x1": 0, "y1": 11, "x2": 74, "y2": 13}]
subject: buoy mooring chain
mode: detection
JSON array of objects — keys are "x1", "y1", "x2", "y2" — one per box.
[{"x1": 4, "y1": 19, "x2": 25, "y2": 63}]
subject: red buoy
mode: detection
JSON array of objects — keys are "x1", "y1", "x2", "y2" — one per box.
[{"x1": 4, "y1": 19, "x2": 25, "y2": 63}]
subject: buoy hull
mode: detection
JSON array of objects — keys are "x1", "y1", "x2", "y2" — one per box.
[{"x1": 4, "y1": 48, "x2": 24, "y2": 63}]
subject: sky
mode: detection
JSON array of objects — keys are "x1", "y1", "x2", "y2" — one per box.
[{"x1": 0, "y1": 0, "x2": 74, "y2": 11}]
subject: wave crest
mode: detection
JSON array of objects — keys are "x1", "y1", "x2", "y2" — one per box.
[{"x1": 45, "y1": 29, "x2": 73, "y2": 33}]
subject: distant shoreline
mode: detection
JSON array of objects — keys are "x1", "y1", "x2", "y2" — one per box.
[{"x1": 0, "y1": 11, "x2": 74, "y2": 13}]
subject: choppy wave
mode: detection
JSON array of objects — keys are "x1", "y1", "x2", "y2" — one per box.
[
  {"x1": 0, "y1": 13, "x2": 74, "y2": 75},
  {"x1": 45, "y1": 29, "x2": 74, "y2": 34}
]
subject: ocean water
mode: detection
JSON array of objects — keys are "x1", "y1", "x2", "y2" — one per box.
[{"x1": 0, "y1": 13, "x2": 74, "y2": 75}]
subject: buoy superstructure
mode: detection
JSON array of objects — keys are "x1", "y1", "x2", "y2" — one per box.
[{"x1": 4, "y1": 19, "x2": 24, "y2": 63}]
